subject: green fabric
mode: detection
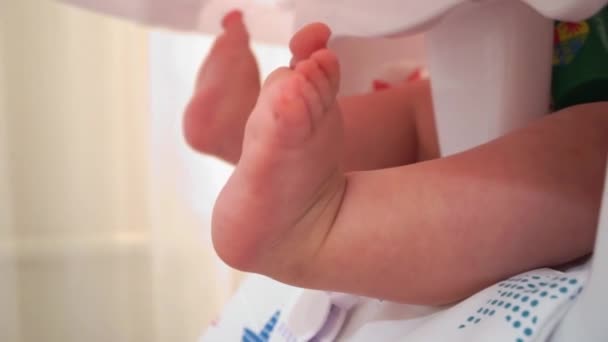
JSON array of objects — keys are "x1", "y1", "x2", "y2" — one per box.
[{"x1": 552, "y1": 5, "x2": 608, "y2": 110}]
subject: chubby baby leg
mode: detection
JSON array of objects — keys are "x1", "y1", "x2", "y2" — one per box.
[{"x1": 214, "y1": 94, "x2": 607, "y2": 305}]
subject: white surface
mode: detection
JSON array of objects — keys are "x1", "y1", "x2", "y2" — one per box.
[
  {"x1": 330, "y1": 293, "x2": 361, "y2": 311},
  {"x1": 427, "y1": 0, "x2": 554, "y2": 155},
  {"x1": 294, "y1": 0, "x2": 462, "y2": 38},
  {"x1": 57, "y1": 0, "x2": 295, "y2": 44},
  {"x1": 317, "y1": 307, "x2": 348, "y2": 342},
  {"x1": 56, "y1": 0, "x2": 608, "y2": 43},
  {"x1": 521, "y1": 0, "x2": 608, "y2": 22},
  {"x1": 294, "y1": 0, "x2": 608, "y2": 38},
  {"x1": 203, "y1": 266, "x2": 590, "y2": 341},
  {"x1": 286, "y1": 290, "x2": 332, "y2": 339}
]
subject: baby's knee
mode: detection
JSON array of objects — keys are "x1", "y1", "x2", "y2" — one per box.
[
  {"x1": 549, "y1": 102, "x2": 608, "y2": 140},
  {"x1": 555, "y1": 101, "x2": 608, "y2": 121}
]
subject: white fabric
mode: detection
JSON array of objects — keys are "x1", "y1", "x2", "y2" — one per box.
[
  {"x1": 57, "y1": 0, "x2": 608, "y2": 44},
  {"x1": 58, "y1": 0, "x2": 205, "y2": 31},
  {"x1": 57, "y1": 0, "x2": 462, "y2": 38},
  {"x1": 294, "y1": 0, "x2": 608, "y2": 38},
  {"x1": 201, "y1": 264, "x2": 590, "y2": 342},
  {"x1": 294, "y1": 0, "x2": 462, "y2": 38},
  {"x1": 56, "y1": 0, "x2": 294, "y2": 44},
  {"x1": 285, "y1": 291, "x2": 332, "y2": 340}
]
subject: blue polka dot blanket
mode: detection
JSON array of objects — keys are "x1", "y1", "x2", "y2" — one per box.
[{"x1": 201, "y1": 263, "x2": 589, "y2": 342}]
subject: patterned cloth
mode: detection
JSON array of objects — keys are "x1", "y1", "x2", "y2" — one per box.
[{"x1": 201, "y1": 263, "x2": 589, "y2": 342}]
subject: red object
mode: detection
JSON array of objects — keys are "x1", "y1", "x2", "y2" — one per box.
[
  {"x1": 222, "y1": 9, "x2": 243, "y2": 28},
  {"x1": 554, "y1": 28, "x2": 560, "y2": 46},
  {"x1": 564, "y1": 22, "x2": 582, "y2": 33},
  {"x1": 373, "y1": 68, "x2": 425, "y2": 91},
  {"x1": 406, "y1": 68, "x2": 423, "y2": 82},
  {"x1": 373, "y1": 80, "x2": 391, "y2": 91}
]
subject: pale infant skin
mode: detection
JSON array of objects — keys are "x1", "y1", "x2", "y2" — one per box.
[{"x1": 184, "y1": 11, "x2": 608, "y2": 305}]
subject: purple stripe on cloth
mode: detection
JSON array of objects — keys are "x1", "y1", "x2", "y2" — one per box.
[{"x1": 310, "y1": 305, "x2": 343, "y2": 342}]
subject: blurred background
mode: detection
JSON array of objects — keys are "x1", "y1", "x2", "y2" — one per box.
[{"x1": 0, "y1": 0, "x2": 291, "y2": 341}]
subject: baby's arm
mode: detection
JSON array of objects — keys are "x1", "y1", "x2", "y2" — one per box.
[{"x1": 268, "y1": 102, "x2": 608, "y2": 305}]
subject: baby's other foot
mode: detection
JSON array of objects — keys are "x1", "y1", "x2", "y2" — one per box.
[{"x1": 184, "y1": 10, "x2": 260, "y2": 163}]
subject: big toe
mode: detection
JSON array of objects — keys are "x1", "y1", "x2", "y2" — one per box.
[
  {"x1": 222, "y1": 10, "x2": 248, "y2": 38},
  {"x1": 295, "y1": 49, "x2": 341, "y2": 109},
  {"x1": 289, "y1": 23, "x2": 332, "y2": 66}
]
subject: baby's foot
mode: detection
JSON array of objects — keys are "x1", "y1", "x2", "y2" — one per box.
[
  {"x1": 183, "y1": 10, "x2": 260, "y2": 163},
  {"x1": 212, "y1": 26, "x2": 346, "y2": 278}
]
